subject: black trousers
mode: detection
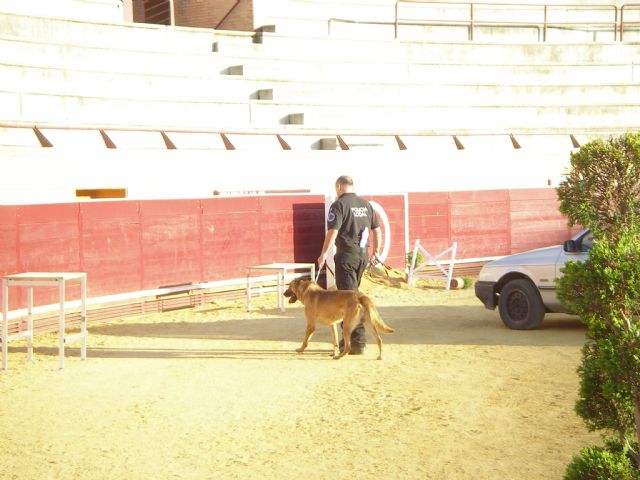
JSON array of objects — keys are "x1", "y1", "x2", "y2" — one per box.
[{"x1": 334, "y1": 250, "x2": 368, "y2": 347}]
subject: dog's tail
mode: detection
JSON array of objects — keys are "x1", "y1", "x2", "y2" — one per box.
[{"x1": 359, "y1": 295, "x2": 394, "y2": 333}]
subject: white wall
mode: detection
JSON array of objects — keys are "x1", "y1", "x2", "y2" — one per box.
[{"x1": 0, "y1": 0, "x2": 125, "y2": 22}]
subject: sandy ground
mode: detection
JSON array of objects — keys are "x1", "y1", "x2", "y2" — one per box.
[{"x1": 0, "y1": 269, "x2": 599, "y2": 480}]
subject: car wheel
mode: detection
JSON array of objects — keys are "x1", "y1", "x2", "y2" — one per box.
[{"x1": 498, "y1": 279, "x2": 545, "y2": 330}]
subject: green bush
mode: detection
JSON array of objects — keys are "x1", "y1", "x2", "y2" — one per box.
[
  {"x1": 461, "y1": 276, "x2": 474, "y2": 289},
  {"x1": 406, "y1": 250, "x2": 425, "y2": 269},
  {"x1": 557, "y1": 133, "x2": 640, "y2": 474},
  {"x1": 557, "y1": 132, "x2": 640, "y2": 242},
  {"x1": 574, "y1": 341, "x2": 635, "y2": 437},
  {"x1": 565, "y1": 446, "x2": 638, "y2": 480}
]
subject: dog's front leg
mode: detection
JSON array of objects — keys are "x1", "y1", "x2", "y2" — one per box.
[
  {"x1": 296, "y1": 323, "x2": 315, "y2": 353},
  {"x1": 329, "y1": 323, "x2": 340, "y2": 358}
]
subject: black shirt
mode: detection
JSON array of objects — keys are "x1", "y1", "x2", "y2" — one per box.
[{"x1": 327, "y1": 193, "x2": 379, "y2": 254}]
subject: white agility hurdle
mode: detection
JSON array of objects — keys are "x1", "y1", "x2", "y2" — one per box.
[
  {"x1": 2, "y1": 272, "x2": 88, "y2": 370},
  {"x1": 407, "y1": 239, "x2": 458, "y2": 290}
]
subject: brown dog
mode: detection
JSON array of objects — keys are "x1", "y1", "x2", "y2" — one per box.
[{"x1": 283, "y1": 278, "x2": 394, "y2": 360}]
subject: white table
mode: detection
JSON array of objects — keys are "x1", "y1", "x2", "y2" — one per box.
[
  {"x1": 246, "y1": 263, "x2": 315, "y2": 313},
  {"x1": 2, "y1": 272, "x2": 88, "y2": 370}
]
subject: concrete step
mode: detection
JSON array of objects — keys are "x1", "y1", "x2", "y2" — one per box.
[
  {"x1": 0, "y1": 90, "x2": 252, "y2": 129},
  {"x1": 4, "y1": 32, "x2": 637, "y2": 88},
  {"x1": 3, "y1": 87, "x2": 639, "y2": 133},
  {"x1": 0, "y1": 35, "x2": 223, "y2": 77},
  {"x1": 261, "y1": 81, "x2": 640, "y2": 107},
  {"x1": 0, "y1": 11, "x2": 216, "y2": 53},
  {"x1": 0, "y1": 62, "x2": 256, "y2": 102},
  {"x1": 8, "y1": 60, "x2": 637, "y2": 107},
  {"x1": 248, "y1": 101, "x2": 640, "y2": 131},
  {"x1": 232, "y1": 31, "x2": 640, "y2": 65},
  {"x1": 224, "y1": 54, "x2": 638, "y2": 84}
]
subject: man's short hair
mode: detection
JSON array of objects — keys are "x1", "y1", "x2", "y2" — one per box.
[{"x1": 335, "y1": 175, "x2": 354, "y2": 187}]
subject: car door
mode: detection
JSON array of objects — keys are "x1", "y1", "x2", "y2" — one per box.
[{"x1": 547, "y1": 230, "x2": 592, "y2": 311}]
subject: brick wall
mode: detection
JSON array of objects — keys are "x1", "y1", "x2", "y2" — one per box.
[
  {"x1": 131, "y1": 0, "x2": 146, "y2": 22},
  {"x1": 173, "y1": 0, "x2": 255, "y2": 31}
]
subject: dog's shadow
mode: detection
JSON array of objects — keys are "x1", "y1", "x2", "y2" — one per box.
[{"x1": 86, "y1": 304, "x2": 584, "y2": 349}]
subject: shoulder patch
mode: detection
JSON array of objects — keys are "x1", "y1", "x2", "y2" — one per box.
[{"x1": 327, "y1": 209, "x2": 336, "y2": 223}]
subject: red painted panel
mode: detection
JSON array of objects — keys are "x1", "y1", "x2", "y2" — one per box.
[
  {"x1": 201, "y1": 196, "x2": 260, "y2": 215},
  {"x1": 80, "y1": 202, "x2": 142, "y2": 296},
  {"x1": 448, "y1": 190, "x2": 510, "y2": 258},
  {"x1": 509, "y1": 189, "x2": 569, "y2": 254},
  {"x1": 409, "y1": 191, "x2": 450, "y2": 204},
  {"x1": 0, "y1": 205, "x2": 17, "y2": 225},
  {"x1": 0, "y1": 206, "x2": 18, "y2": 311},
  {"x1": 140, "y1": 200, "x2": 202, "y2": 288},
  {"x1": 80, "y1": 200, "x2": 140, "y2": 220},
  {"x1": 450, "y1": 201, "x2": 510, "y2": 219},
  {"x1": 0, "y1": 207, "x2": 17, "y2": 269},
  {"x1": 509, "y1": 188, "x2": 559, "y2": 201},
  {"x1": 260, "y1": 196, "x2": 305, "y2": 264},
  {"x1": 449, "y1": 189, "x2": 510, "y2": 203},
  {"x1": 454, "y1": 233, "x2": 511, "y2": 258},
  {"x1": 407, "y1": 192, "x2": 450, "y2": 250},
  {"x1": 17, "y1": 203, "x2": 79, "y2": 224},
  {"x1": 16, "y1": 204, "x2": 82, "y2": 307},
  {"x1": 201, "y1": 208, "x2": 261, "y2": 281},
  {"x1": 366, "y1": 195, "x2": 406, "y2": 269}
]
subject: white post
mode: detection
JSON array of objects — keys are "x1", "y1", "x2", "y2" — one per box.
[
  {"x1": 445, "y1": 242, "x2": 458, "y2": 290},
  {"x1": 58, "y1": 279, "x2": 65, "y2": 370},
  {"x1": 278, "y1": 269, "x2": 284, "y2": 313},
  {"x1": 2, "y1": 279, "x2": 8, "y2": 370},
  {"x1": 246, "y1": 271, "x2": 252, "y2": 312},
  {"x1": 80, "y1": 274, "x2": 87, "y2": 361},
  {"x1": 407, "y1": 238, "x2": 420, "y2": 285},
  {"x1": 324, "y1": 195, "x2": 336, "y2": 288},
  {"x1": 27, "y1": 287, "x2": 33, "y2": 362}
]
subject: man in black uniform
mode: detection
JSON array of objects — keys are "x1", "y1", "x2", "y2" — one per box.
[{"x1": 317, "y1": 175, "x2": 381, "y2": 354}]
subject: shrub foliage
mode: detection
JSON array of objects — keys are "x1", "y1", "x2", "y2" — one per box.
[{"x1": 557, "y1": 133, "x2": 640, "y2": 476}]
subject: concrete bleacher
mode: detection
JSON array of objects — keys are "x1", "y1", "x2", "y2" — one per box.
[
  {"x1": 1, "y1": 3, "x2": 640, "y2": 204},
  {"x1": 2, "y1": 23, "x2": 640, "y2": 131}
]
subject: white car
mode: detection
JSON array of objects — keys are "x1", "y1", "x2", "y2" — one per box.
[{"x1": 474, "y1": 229, "x2": 593, "y2": 329}]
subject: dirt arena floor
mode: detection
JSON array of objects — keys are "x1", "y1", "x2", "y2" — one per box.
[{"x1": 0, "y1": 269, "x2": 599, "y2": 480}]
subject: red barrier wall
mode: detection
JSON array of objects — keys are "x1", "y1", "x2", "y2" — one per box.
[
  {"x1": 0, "y1": 188, "x2": 569, "y2": 312},
  {"x1": 408, "y1": 188, "x2": 572, "y2": 259},
  {"x1": 366, "y1": 194, "x2": 406, "y2": 268},
  {"x1": 0, "y1": 195, "x2": 328, "y2": 310}
]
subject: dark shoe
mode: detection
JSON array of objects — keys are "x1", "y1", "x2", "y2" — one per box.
[
  {"x1": 348, "y1": 345, "x2": 366, "y2": 355},
  {"x1": 339, "y1": 340, "x2": 366, "y2": 355}
]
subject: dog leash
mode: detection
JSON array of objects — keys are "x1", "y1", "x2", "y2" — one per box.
[
  {"x1": 315, "y1": 260, "x2": 392, "y2": 282},
  {"x1": 314, "y1": 262, "x2": 335, "y2": 282}
]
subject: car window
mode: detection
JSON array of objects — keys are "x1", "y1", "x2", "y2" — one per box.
[{"x1": 580, "y1": 231, "x2": 594, "y2": 251}]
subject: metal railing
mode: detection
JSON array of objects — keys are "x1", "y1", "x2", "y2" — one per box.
[
  {"x1": 329, "y1": 1, "x2": 640, "y2": 41},
  {"x1": 621, "y1": 3, "x2": 640, "y2": 40},
  {"x1": 394, "y1": 1, "x2": 619, "y2": 40}
]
